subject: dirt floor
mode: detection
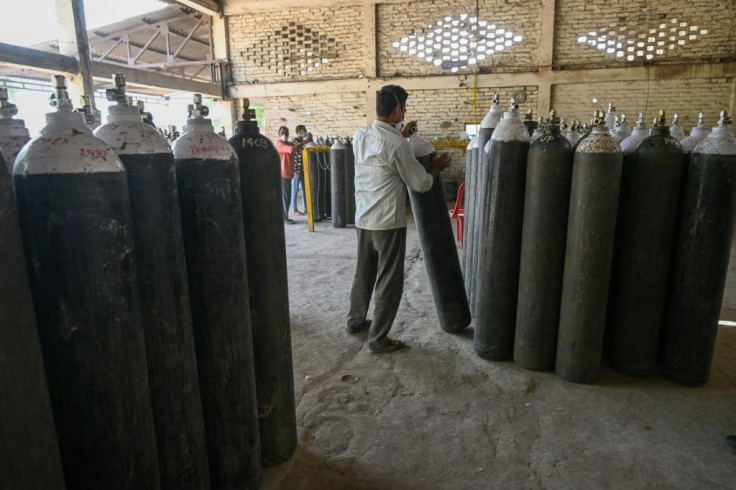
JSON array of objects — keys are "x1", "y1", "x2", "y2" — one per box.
[{"x1": 262, "y1": 214, "x2": 736, "y2": 489}]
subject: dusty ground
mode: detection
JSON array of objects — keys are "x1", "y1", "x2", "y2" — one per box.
[{"x1": 262, "y1": 214, "x2": 736, "y2": 489}]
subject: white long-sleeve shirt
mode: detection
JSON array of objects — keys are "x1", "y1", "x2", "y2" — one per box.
[{"x1": 352, "y1": 120, "x2": 434, "y2": 230}]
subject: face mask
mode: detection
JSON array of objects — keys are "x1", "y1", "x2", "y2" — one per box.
[
  {"x1": 395, "y1": 121, "x2": 404, "y2": 131},
  {"x1": 280, "y1": 134, "x2": 288, "y2": 141},
  {"x1": 301, "y1": 131, "x2": 308, "y2": 138}
]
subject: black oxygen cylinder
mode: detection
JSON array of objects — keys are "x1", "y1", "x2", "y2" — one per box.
[
  {"x1": 660, "y1": 112, "x2": 736, "y2": 386},
  {"x1": 523, "y1": 109, "x2": 538, "y2": 137},
  {"x1": 462, "y1": 135, "x2": 478, "y2": 304},
  {"x1": 331, "y1": 139, "x2": 347, "y2": 228},
  {"x1": 229, "y1": 102, "x2": 296, "y2": 466},
  {"x1": 514, "y1": 117, "x2": 574, "y2": 371},
  {"x1": 407, "y1": 128, "x2": 471, "y2": 332},
  {"x1": 321, "y1": 148, "x2": 332, "y2": 219},
  {"x1": 345, "y1": 138, "x2": 356, "y2": 225},
  {"x1": 306, "y1": 143, "x2": 322, "y2": 221},
  {"x1": 94, "y1": 79, "x2": 210, "y2": 490},
  {"x1": 172, "y1": 107, "x2": 261, "y2": 489},
  {"x1": 556, "y1": 118, "x2": 622, "y2": 384},
  {"x1": 0, "y1": 152, "x2": 66, "y2": 490},
  {"x1": 606, "y1": 114, "x2": 684, "y2": 377},
  {"x1": 608, "y1": 112, "x2": 649, "y2": 337},
  {"x1": 13, "y1": 76, "x2": 159, "y2": 488},
  {"x1": 471, "y1": 94, "x2": 504, "y2": 315},
  {"x1": 473, "y1": 102, "x2": 531, "y2": 360}
]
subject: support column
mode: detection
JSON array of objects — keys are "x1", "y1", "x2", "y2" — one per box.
[
  {"x1": 536, "y1": 0, "x2": 556, "y2": 117},
  {"x1": 538, "y1": 81, "x2": 552, "y2": 117},
  {"x1": 364, "y1": 1, "x2": 378, "y2": 124},
  {"x1": 55, "y1": 0, "x2": 95, "y2": 109},
  {"x1": 211, "y1": 14, "x2": 233, "y2": 133}
]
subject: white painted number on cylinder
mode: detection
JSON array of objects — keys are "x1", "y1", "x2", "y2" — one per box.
[{"x1": 242, "y1": 137, "x2": 268, "y2": 149}]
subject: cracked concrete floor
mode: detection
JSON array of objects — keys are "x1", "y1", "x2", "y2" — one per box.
[{"x1": 262, "y1": 215, "x2": 736, "y2": 489}]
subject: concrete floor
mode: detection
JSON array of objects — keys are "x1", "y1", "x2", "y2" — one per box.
[{"x1": 263, "y1": 215, "x2": 736, "y2": 489}]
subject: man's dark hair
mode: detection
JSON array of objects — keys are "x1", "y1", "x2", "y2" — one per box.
[
  {"x1": 278, "y1": 125, "x2": 288, "y2": 135},
  {"x1": 295, "y1": 124, "x2": 306, "y2": 133},
  {"x1": 376, "y1": 85, "x2": 408, "y2": 117}
]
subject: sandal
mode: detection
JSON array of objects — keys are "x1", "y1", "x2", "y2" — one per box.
[{"x1": 369, "y1": 339, "x2": 406, "y2": 354}]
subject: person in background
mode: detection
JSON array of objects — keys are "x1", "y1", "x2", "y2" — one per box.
[
  {"x1": 275, "y1": 126, "x2": 312, "y2": 224},
  {"x1": 136, "y1": 100, "x2": 156, "y2": 128},
  {"x1": 347, "y1": 85, "x2": 450, "y2": 353},
  {"x1": 291, "y1": 124, "x2": 309, "y2": 216}
]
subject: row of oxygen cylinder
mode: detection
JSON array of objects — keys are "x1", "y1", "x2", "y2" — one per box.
[
  {"x1": 0, "y1": 75, "x2": 296, "y2": 490},
  {"x1": 463, "y1": 93, "x2": 736, "y2": 386},
  {"x1": 303, "y1": 138, "x2": 356, "y2": 227}
]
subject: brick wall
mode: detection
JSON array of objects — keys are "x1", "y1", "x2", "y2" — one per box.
[
  {"x1": 377, "y1": 0, "x2": 541, "y2": 77},
  {"x1": 405, "y1": 85, "x2": 538, "y2": 181},
  {"x1": 551, "y1": 78, "x2": 732, "y2": 129},
  {"x1": 227, "y1": 5, "x2": 365, "y2": 83},
  {"x1": 263, "y1": 91, "x2": 368, "y2": 140},
  {"x1": 554, "y1": 0, "x2": 736, "y2": 69}
]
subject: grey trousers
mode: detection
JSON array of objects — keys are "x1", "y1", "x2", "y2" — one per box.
[
  {"x1": 281, "y1": 177, "x2": 292, "y2": 219},
  {"x1": 348, "y1": 227, "x2": 407, "y2": 349}
]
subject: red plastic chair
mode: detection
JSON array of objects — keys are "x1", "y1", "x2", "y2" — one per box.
[{"x1": 449, "y1": 181, "x2": 465, "y2": 248}]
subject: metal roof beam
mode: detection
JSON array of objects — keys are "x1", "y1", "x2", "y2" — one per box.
[
  {"x1": 174, "y1": 0, "x2": 220, "y2": 17},
  {"x1": 0, "y1": 42, "x2": 80, "y2": 74},
  {"x1": 92, "y1": 60, "x2": 222, "y2": 96}
]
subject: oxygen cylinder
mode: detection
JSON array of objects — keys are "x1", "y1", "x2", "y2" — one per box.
[
  {"x1": 305, "y1": 141, "x2": 322, "y2": 221},
  {"x1": 345, "y1": 137, "x2": 356, "y2": 225},
  {"x1": 523, "y1": 109, "x2": 538, "y2": 136},
  {"x1": 531, "y1": 117, "x2": 543, "y2": 140},
  {"x1": 322, "y1": 143, "x2": 332, "y2": 219},
  {"x1": 13, "y1": 76, "x2": 159, "y2": 488},
  {"x1": 172, "y1": 96, "x2": 261, "y2": 488},
  {"x1": 94, "y1": 76, "x2": 208, "y2": 490},
  {"x1": 606, "y1": 111, "x2": 684, "y2": 376},
  {"x1": 407, "y1": 126, "x2": 471, "y2": 332},
  {"x1": 613, "y1": 113, "x2": 632, "y2": 143},
  {"x1": 572, "y1": 122, "x2": 593, "y2": 152},
  {"x1": 609, "y1": 112, "x2": 648, "y2": 338},
  {"x1": 556, "y1": 112, "x2": 622, "y2": 384},
  {"x1": 229, "y1": 100, "x2": 296, "y2": 466},
  {"x1": 0, "y1": 88, "x2": 30, "y2": 173},
  {"x1": 565, "y1": 120, "x2": 581, "y2": 146},
  {"x1": 660, "y1": 111, "x2": 736, "y2": 386},
  {"x1": 669, "y1": 113, "x2": 686, "y2": 141},
  {"x1": 0, "y1": 152, "x2": 65, "y2": 490},
  {"x1": 473, "y1": 100, "x2": 531, "y2": 360},
  {"x1": 604, "y1": 103, "x2": 617, "y2": 131},
  {"x1": 470, "y1": 93, "x2": 504, "y2": 314},
  {"x1": 76, "y1": 95, "x2": 100, "y2": 130},
  {"x1": 514, "y1": 112, "x2": 573, "y2": 371},
  {"x1": 462, "y1": 135, "x2": 478, "y2": 305},
  {"x1": 560, "y1": 119, "x2": 569, "y2": 137},
  {"x1": 331, "y1": 139, "x2": 347, "y2": 228},
  {"x1": 620, "y1": 113, "x2": 648, "y2": 154},
  {"x1": 680, "y1": 112, "x2": 709, "y2": 154}
]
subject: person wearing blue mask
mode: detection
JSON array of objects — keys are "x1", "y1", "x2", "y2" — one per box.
[
  {"x1": 290, "y1": 124, "x2": 309, "y2": 216},
  {"x1": 347, "y1": 85, "x2": 450, "y2": 353}
]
